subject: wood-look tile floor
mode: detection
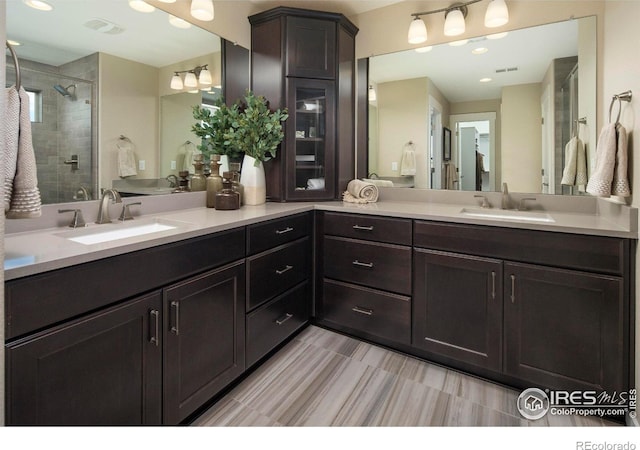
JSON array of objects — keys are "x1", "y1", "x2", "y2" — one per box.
[{"x1": 192, "y1": 326, "x2": 619, "y2": 427}]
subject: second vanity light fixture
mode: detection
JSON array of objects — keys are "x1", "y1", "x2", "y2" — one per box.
[
  {"x1": 128, "y1": 0, "x2": 214, "y2": 22},
  {"x1": 408, "y1": 0, "x2": 509, "y2": 44},
  {"x1": 171, "y1": 65, "x2": 213, "y2": 91}
]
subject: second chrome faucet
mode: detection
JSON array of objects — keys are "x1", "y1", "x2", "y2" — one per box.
[{"x1": 96, "y1": 189, "x2": 122, "y2": 224}]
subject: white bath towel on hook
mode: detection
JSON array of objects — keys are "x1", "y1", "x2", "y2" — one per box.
[{"x1": 400, "y1": 141, "x2": 416, "y2": 176}]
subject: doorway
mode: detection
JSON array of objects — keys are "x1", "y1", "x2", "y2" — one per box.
[{"x1": 450, "y1": 112, "x2": 496, "y2": 192}]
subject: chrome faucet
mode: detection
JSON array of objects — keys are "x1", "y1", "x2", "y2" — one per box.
[
  {"x1": 166, "y1": 174, "x2": 179, "y2": 188},
  {"x1": 518, "y1": 197, "x2": 537, "y2": 211},
  {"x1": 96, "y1": 189, "x2": 122, "y2": 224},
  {"x1": 501, "y1": 182, "x2": 511, "y2": 210},
  {"x1": 473, "y1": 195, "x2": 491, "y2": 209}
]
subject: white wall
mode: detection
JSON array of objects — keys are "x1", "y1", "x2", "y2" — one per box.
[{"x1": 602, "y1": 0, "x2": 640, "y2": 404}]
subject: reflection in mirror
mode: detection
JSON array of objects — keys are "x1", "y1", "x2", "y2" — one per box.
[
  {"x1": 6, "y1": 0, "x2": 221, "y2": 203},
  {"x1": 366, "y1": 17, "x2": 596, "y2": 195}
]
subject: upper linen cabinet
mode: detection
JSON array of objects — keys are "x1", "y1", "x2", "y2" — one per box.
[{"x1": 249, "y1": 7, "x2": 358, "y2": 201}]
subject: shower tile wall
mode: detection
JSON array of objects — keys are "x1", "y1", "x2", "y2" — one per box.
[{"x1": 6, "y1": 55, "x2": 97, "y2": 204}]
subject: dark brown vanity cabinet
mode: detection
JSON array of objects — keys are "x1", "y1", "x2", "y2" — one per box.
[
  {"x1": 249, "y1": 7, "x2": 358, "y2": 202},
  {"x1": 245, "y1": 213, "x2": 312, "y2": 367},
  {"x1": 317, "y1": 212, "x2": 412, "y2": 345}
]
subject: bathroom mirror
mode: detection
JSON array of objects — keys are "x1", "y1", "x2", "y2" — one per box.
[
  {"x1": 5, "y1": 0, "x2": 223, "y2": 204},
  {"x1": 363, "y1": 16, "x2": 597, "y2": 195}
]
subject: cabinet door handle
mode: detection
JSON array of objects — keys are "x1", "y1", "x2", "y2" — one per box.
[
  {"x1": 352, "y1": 306, "x2": 374, "y2": 316},
  {"x1": 275, "y1": 227, "x2": 294, "y2": 235},
  {"x1": 491, "y1": 271, "x2": 496, "y2": 300},
  {"x1": 275, "y1": 313, "x2": 293, "y2": 326},
  {"x1": 149, "y1": 309, "x2": 159, "y2": 347},
  {"x1": 276, "y1": 265, "x2": 293, "y2": 275},
  {"x1": 510, "y1": 275, "x2": 516, "y2": 304},
  {"x1": 170, "y1": 300, "x2": 180, "y2": 335},
  {"x1": 353, "y1": 225, "x2": 374, "y2": 231},
  {"x1": 352, "y1": 260, "x2": 374, "y2": 269}
]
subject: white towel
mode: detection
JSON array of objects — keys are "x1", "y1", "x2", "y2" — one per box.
[
  {"x1": 562, "y1": 137, "x2": 588, "y2": 188},
  {"x1": 3, "y1": 87, "x2": 20, "y2": 212},
  {"x1": 575, "y1": 138, "x2": 588, "y2": 188},
  {"x1": 362, "y1": 178, "x2": 394, "y2": 187},
  {"x1": 5, "y1": 87, "x2": 41, "y2": 218},
  {"x1": 586, "y1": 124, "x2": 617, "y2": 197},
  {"x1": 343, "y1": 179, "x2": 379, "y2": 203},
  {"x1": 612, "y1": 124, "x2": 630, "y2": 197},
  {"x1": 117, "y1": 139, "x2": 138, "y2": 178},
  {"x1": 182, "y1": 141, "x2": 200, "y2": 174},
  {"x1": 444, "y1": 162, "x2": 458, "y2": 190},
  {"x1": 400, "y1": 142, "x2": 416, "y2": 176},
  {"x1": 307, "y1": 178, "x2": 325, "y2": 190}
]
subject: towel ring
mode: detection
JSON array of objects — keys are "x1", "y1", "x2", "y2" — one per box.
[
  {"x1": 6, "y1": 41, "x2": 21, "y2": 91},
  {"x1": 609, "y1": 91, "x2": 633, "y2": 125}
]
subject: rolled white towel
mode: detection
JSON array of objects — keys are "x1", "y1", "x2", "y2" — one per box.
[
  {"x1": 362, "y1": 178, "x2": 394, "y2": 187},
  {"x1": 344, "y1": 179, "x2": 379, "y2": 203}
]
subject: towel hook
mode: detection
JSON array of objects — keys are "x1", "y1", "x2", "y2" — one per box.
[
  {"x1": 6, "y1": 41, "x2": 21, "y2": 91},
  {"x1": 609, "y1": 91, "x2": 632, "y2": 125}
]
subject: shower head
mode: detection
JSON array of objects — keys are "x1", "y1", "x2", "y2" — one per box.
[{"x1": 53, "y1": 84, "x2": 76, "y2": 97}]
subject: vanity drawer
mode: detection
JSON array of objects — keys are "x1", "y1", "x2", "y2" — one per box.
[
  {"x1": 323, "y1": 279, "x2": 410, "y2": 345},
  {"x1": 323, "y1": 212, "x2": 412, "y2": 245},
  {"x1": 413, "y1": 221, "x2": 628, "y2": 275},
  {"x1": 323, "y1": 236, "x2": 411, "y2": 295},
  {"x1": 247, "y1": 238, "x2": 310, "y2": 311},
  {"x1": 246, "y1": 281, "x2": 309, "y2": 367},
  {"x1": 247, "y1": 212, "x2": 311, "y2": 256}
]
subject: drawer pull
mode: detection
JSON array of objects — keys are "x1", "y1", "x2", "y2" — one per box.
[
  {"x1": 276, "y1": 265, "x2": 294, "y2": 275},
  {"x1": 170, "y1": 301, "x2": 180, "y2": 335},
  {"x1": 275, "y1": 227, "x2": 294, "y2": 235},
  {"x1": 275, "y1": 313, "x2": 293, "y2": 325},
  {"x1": 352, "y1": 306, "x2": 374, "y2": 316},
  {"x1": 510, "y1": 275, "x2": 516, "y2": 304},
  {"x1": 352, "y1": 260, "x2": 374, "y2": 269},
  {"x1": 149, "y1": 309, "x2": 159, "y2": 347},
  {"x1": 491, "y1": 271, "x2": 496, "y2": 300},
  {"x1": 353, "y1": 225, "x2": 374, "y2": 231}
]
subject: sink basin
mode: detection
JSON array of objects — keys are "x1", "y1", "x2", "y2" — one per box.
[
  {"x1": 56, "y1": 218, "x2": 191, "y2": 245},
  {"x1": 460, "y1": 208, "x2": 555, "y2": 223}
]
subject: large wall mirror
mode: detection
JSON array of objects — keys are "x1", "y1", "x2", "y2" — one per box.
[
  {"x1": 362, "y1": 16, "x2": 597, "y2": 196},
  {"x1": 5, "y1": 0, "x2": 240, "y2": 205}
]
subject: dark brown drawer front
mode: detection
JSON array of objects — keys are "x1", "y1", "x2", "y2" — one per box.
[
  {"x1": 246, "y1": 282, "x2": 310, "y2": 367},
  {"x1": 323, "y1": 212, "x2": 412, "y2": 245},
  {"x1": 323, "y1": 280, "x2": 410, "y2": 345},
  {"x1": 6, "y1": 228, "x2": 246, "y2": 340},
  {"x1": 247, "y1": 212, "x2": 311, "y2": 256},
  {"x1": 414, "y1": 221, "x2": 628, "y2": 275},
  {"x1": 247, "y1": 238, "x2": 310, "y2": 311},
  {"x1": 324, "y1": 236, "x2": 411, "y2": 295}
]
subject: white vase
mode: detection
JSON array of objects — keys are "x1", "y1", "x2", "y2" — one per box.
[
  {"x1": 240, "y1": 155, "x2": 266, "y2": 205},
  {"x1": 219, "y1": 155, "x2": 230, "y2": 175}
]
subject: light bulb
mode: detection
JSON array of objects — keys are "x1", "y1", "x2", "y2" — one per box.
[
  {"x1": 158, "y1": 0, "x2": 177, "y2": 3},
  {"x1": 184, "y1": 72, "x2": 198, "y2": 88},
  {"x1": 444, "y1": 9, "x2": 465, "y2": 36},
  {"x1": 485, "y1": 0, "x2": 509, "y2": 28},
  {"x1": 408, "y1": 17, "x2": 427, "y2": 44},
  {"x1": 170, "y1": 74, "x2": 184, "y2": 90},
  {"x1": 169, "y1": 15, "x2": 192, "y2": 29},
  {"x1": 191, "y1": 0, "x2": 215, "y2": 21},
  {"x1": 129, "y1": 1, "x2": 155, "y2": 13},
  {"x1": 198, "y1": 68, "x2": 212, "y2": 86}
]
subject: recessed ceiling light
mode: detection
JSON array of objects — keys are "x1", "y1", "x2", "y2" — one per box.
[
  {"x1": 169, "y1": 15, "x2": 192, "y2": 29},
  {"x1": 472, "y1": 47, "x2": 489, "y2": 55},
  {"x1": 480, "y1": 78, "x2": 493, "y2": 83},
  {"x1": 129, "y1": 1, "x2": 155, "y2": 13},
  {"x1": 22, "y1": 0, "x2": 53, "y2": 11},
  {"x1": 415, "y1": 46, "x2": 433, "y2": 53},
  {"x1": 487, "y1": 32, "x2": 509, "y2": 40},
  {"x1": 158, "y1": 0, "x2": 177, "y2": 2},
  {"x1": 448, "y1": 39, "x2": 469, "y2": 47},
  {"x1": 7, "y1": 40, "x2": 21, "y2": 46}
]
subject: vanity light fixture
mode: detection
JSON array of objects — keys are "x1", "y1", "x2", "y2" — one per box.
[
  {"x1": 22, "y1": 0, "x2": 53, "y2": 11},
  {"x1": 158, "y1": 0, "x2": 177, "y2": 3},
  {"x1": 408, "y1": 0, "x2": 509, "y2": 44},
  {"x1": 170, "y1": 65, "x2": 212, "y2": 91},
  {"x1": 169, "y1": 14, "x2": 192, "y2": 29},
  {"x1": 129, "y1": 1, "x2": 155, "y2": 13},
  {"x1": 191, "y1": 0, "x2": 215, "y2": 21}
]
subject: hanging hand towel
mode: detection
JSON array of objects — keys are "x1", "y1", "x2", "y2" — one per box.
[
  {"x1": 586, "y1": 124, "x2": 617, "y2": 197},
  {"x1": 400, "y1": 142, "x2": 416, "y2": 176},
  {"x1": 117, "y1": 139, "x2": 138, "y2": 178},
  {"x1": 612, "y1": 124, "x2": 630, "y2": 197},
  {"x1": 3, "y1": 87, "x2": 20, "y2": 212},
  {"x1": 444, "y1": 162, "x2": 458, "y2": 190},
  {"x1": 6, "y1": 87, "x2": 42, "y2": 219},
  {"x1": 343, "y1": 179, "x2": 379, "y2": 204},
  {"x1": 182, "y1": 141, "x2": 200, "y2": 173},
  {"x1": 561, "y1": 137, "x2": 578, "y2": 186},
  {"x1": 575, "y1": 138, "x2": 588, "y2": 188}
]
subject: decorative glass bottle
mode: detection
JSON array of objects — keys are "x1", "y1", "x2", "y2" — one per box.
[
  {"x1": 215, "y1": 172, "x2": 240, "y2": 210},
  {"x1": 229, "y1": 162, "x2": 244, "y2": 206},
  {"x1": 190, "y1": 154, "x2": 207, "y2": 192},
  {"x1": 206, "y1": 154, "x2": 224, "y2": 208}
]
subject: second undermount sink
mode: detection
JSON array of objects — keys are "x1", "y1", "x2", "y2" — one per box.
[
  {"x1": 56, "y1": 218, "x2": 192, "y2": 245},
  {"x1": 460, "y1": 208, "x2": 556, "y2": 223}
]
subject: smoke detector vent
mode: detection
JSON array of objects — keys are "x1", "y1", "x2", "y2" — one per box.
[
  {"x1": 495, "y1": 67, "x2": 519, "y2": 73},
  {"x1": 84, "y1": 18, "x2": 125, "y2": 35}
]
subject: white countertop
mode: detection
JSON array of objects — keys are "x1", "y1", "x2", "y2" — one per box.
[{"x1": 4, "y1": 199, "x2": 637, "y2": 281}]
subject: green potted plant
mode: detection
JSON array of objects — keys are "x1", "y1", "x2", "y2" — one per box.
[{"x1": 227, "y1": 90, "x2": 288, "y2": 205}]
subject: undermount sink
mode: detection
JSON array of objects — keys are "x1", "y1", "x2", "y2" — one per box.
[
  {"x1": 56, "y1": 218, "x2": 191, "y2": 245},
  {"x1": 460, "y1": 208, "x2": 556, "y2": 223}
]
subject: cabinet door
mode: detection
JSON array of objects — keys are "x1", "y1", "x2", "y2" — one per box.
[
  {"x1": 286, "y1": 78, "x2": 336, "y2": 200},
  {"x1": 504, "y1": 262, "x2": 626, "y2": 393},
  {"x1": 413, "y1": 249, "x2": 503, "y2": 372},
  {"x1": 163, "y1": 262, "x2": 246, "y2": 424},
  {"x1": 7, "y1": 292, "x2": 162, "y2": 425},
  {"x1": 286, "y1": 16, "x2": 336, "y2": 79}
]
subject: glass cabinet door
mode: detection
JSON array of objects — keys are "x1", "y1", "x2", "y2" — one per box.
[{"x1": 286, "y1": 78, "x2": 335, "y2": 200}]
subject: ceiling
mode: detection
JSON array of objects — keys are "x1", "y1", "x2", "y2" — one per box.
[{"x1": 248, "y1": 0, "x2": 405, "y2": 17}]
